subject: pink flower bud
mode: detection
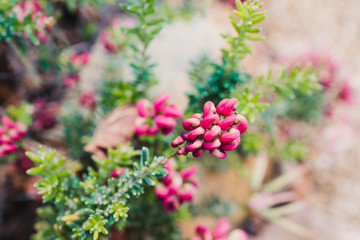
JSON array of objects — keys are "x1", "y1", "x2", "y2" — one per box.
[
  {"x1": 192, "y1": 148, "x2": 205, "y2": 158},
  {"x1": 177, "y1": 147, "x2": 188, "y2": 156},
  {"x1": 212, "y1": 217, "x2": 231, "y2": 238},
  {"x1": 1, "y1": 115, "x2": 15, "y2": 128},
  {"x1": 112, "y1": 167, "x2": 125, "y2": 177},
  {"x1": 219, "y1": 115, "x2": 236, "y2": 130},
  {"x1": 8, "y1": 129, "x2": 21, "y2": 141},
  {"x1": 221, "y1": 137, "x2": 241, "y2": 151},
  {"x1": 0, "y1": 126, "x2": 5, "y2": 135},
  {"x1": 0, "y1": 134, "x2": 12, "y2": 144},
  {"x1": 179, "y1": 183, "x2": 196, "y2": 201},
  {"x1": 79, "y1": 90, "x2": 97, "y2": 109},
  {"x1": 135, "y1": 118, "x2": 150, "y2": 135},
  {"x1": 155, "y1": 115, "x2": 176, "y2": 129},
  {"x1": 190, "y1": 176, "x2": 199, "y2": 187},
  {"x1": 183, "y1": 118, "x2": 201, "y2": 131},
  {"x1": 204, "y1": 125, "x2": 221, "y2": 141},
  {"x1": 203, "y1": 138, "x2": 221, "y2": 150},
  {"x1": 340, "y1": 80, "x2": 353, "y2": 103},
  {"x1": 191, "y1": 113, "x2": 202, "y2": 119},
  {"x1": 148, "y1": 125, "x2": 159, "y2": 135},
  {"x1": 201, "y1": 114, "x2": 220, "y2": 129},
  {"x1": 234, "y1": 114, "x2": 248, "y2": 134},
  {"x1": 2, "y1": 143, "x2": 17, "y2": 154},
  {"x1": 180, "y1": 165, "x2": 198, "y2": 179},
  {"x1": 181, "y1": 132, "x2": 189, "y2": 140},
  {"x1": 136, "y1": 99, "x2": 152, "y2": 117},
  {"x1": 196, "y1": 225, "x2": 211, "y2": 237},
  {"x1": 171, "y1": 136, "x2": 185, "y2": 147},
  {"x1": 203, "y1": 101, "x2": 216, "y2": 117},
  {"x1": 216, "y1": 98, "x2": 238, "y2": 116},
  {"x1": 168, "y1": 174, "x2": 183, "y2": 194},
  {"x1": 186, "y1": 139, "x2": 203, "y2": 152},
  {"x1": 153, "y1": 93, "x2": 170, "y2": 112},
  {"x1": 220, "y1": 128, "x2": 240, "y2": 143},
  {"x1": 155, "y1": 185, "x2": 170, "y2": 198},
  {"x1": 164, "y1": 104, "x2": 184, "y2": 118},
  {"x1": 164, "y1": 195, "x2": 180, "y2": 212},
  {"x1": 162, "y1": 126, "x2": 175, "y2": 135},
  {"x1": 188, "y1": 127, "x2": 206, "y2": 140},
  {"x1": 210, "y1": 148, "x2": 227, "y2": 159}
]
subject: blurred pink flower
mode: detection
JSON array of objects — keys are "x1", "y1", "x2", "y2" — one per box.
[{"x1": 79, "y1": 90, "x2": 97, "y2": 109}]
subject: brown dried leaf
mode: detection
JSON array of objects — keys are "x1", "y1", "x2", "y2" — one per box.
[{"x1": 84, "y1": 104, "x2": 137, "y2": 159}]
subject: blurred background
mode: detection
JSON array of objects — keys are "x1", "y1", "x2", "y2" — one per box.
[{"x1": 0, "y1": 0, "x2": 359, "y2": 239}]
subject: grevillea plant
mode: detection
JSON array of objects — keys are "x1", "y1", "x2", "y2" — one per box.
[{"x1": 18, "y1": 0, "x2": 327, "y2": 239}]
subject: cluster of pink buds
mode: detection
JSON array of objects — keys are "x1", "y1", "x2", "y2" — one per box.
[
  {"x1": 155, "y1": 159, "x2": 198, "y2": 212},
  {"x1": 172, "y1": 98, "x2": 248, "y2": 159},
  {"x1": 135, "y1": 93, "x2": 183, "y2": 136},
  {"x1": 12, "y1": 0, "x2": 55, "y2": 43},
  {"x1": 111, "y1": 167, "x2": 125, "y2": 178},
  {"x1": 192, "y1": 217, "x2": 247, "y2": 240},
  {"x1": 100, "y1": 18, "x2": 132, "y2": 53},
  {"x1": 32, "y1": 99, "x2": 59, "y2": 131},
  {"x1": 64, "y1": 51, "x2": 90, "y2": 87},
  {"x1": 0, "y1": 115, "x2": 27, "y2": 157},
  {"x1": 79, "y1": 90, "x2": 97, "y2": 109}
]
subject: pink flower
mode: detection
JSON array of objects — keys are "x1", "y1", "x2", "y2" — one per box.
[
  {"x1": 134, "y1": 118, "x2": 150, "y2": 135},
  {"x1": 79, "y1": 90, "x2": 97, "y2": 109},
  {"x1": 32, "y1": 99, "x2": 59, "y2": 131},
  {"x1": 64, "y1": 73, "x2": 80, "y2": 88},
  {"x1": 134, "y1": 93, "x2": 183, "y2": 136},
  {"x1": 155, "y1": 159, "x2": 198, "y2": 211},
  {"x1": 171, "y1": 136, "x2": 185, "y2": 147},
  {"x1": 192, "y1": 217, "x2": 247, "y2": 240},
  {"x1": 0, "y1": 115, "x2": 27, "y2": 157},
  {"x1": 153, "y1": 93, "x2": 170, "y2": 112},
  {"x1": 70, "y1": 51, "x2": 90, "y2": 68},
  {"x1": 112, "y1": 167, "x2": 125, "y2": 177},
  {"x1": 172, "y1": 99, "x2": 248, "y2": 159},
  {"x1": 339, "y1": 80, "x2": 353, "y2": 103},
  {"x1": 100, "y1": 18, "x2": 127, "y2": 53}
]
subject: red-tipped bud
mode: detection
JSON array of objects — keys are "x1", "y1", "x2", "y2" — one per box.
[
  {"x1": 180, "y1": 165, "x2": 198, "y2": 179},
  {"x1": 155, "y1": 115, "x2": 176, "y2": 129},
  {"x1": 186, "y1": 139, "x2": 203, "y2": 152},
  {"x1": 1, "y1": 115, "x2": 15, "y2": 128},
  {"x1": 234, "y1": 114, "x2": 248, "y2": 134},
  {"x1": 196, "y1": 225, "x2": 211, "y2": 237},
  {"x1": 112, "y1": 167, "x2": 125, "y2": 177},
  {"x1": 188, "y1": 127, "x2": 205, "y2": 140},
  {"x1": 135, "y1": 118, "x2": 150, "y2": 135},
  {"x1": 177, "y1": 147, "x2": 188, "y2": 156},
  {"x1": 200, "y1": 114, "x2": 220, "y2": 129},
  {"x1": 155, "y1": 185, "x2": 170, "y2": 198},
  {"x1": 216, "y1": 98, "x2": 238, "y2": 116},
  {"x1": 183, "y1": 118, "x2": 201, "y2": 131},
  {"x1": 171, "y1": 136, "x2": 185, "y2": 147},
  {"x1": 181, "y1": 132, "x2": 189, "y2": 140},
  {"x1": 210, "y1": 148, "x2": 227, "y2": 159},
  {"x1": 220, "y1": 128, "x2": 240, "y2": 143},
  {"x1": 153, "y1": 93, "x2": 170, "y2": 112},
  {"x1": 192, "y1": 148, "x2": 205, "y2": 158},
  {"x1": 191, "y1": 113, "x2": 202, "y2": 119},
  {"x1": 204, "y1": 125, "x2": 221, "y2": 141},
  {"x1": 164, "y1": 104, "x2": 184, "y2": 118},
  {"x1": 179, "y1": 183, "x2": 196, "y2": 201},
  {"x1": 148, "y1": 125, "x2": 159, "y2": 135},
  {"x1": 203, "y1": 101, "x2": 216, "y2": 117},
  {"x1": 136, "y1": 99, "x2": 152, "y2": 117},
  {"x1": 212, "y1": 217, "x2": 231, "y2": 238},
  {"x1": 219, "y1": 115, "x2": 237, "y2": 130},
  {"x1": 221, "y1": 137, "x2": 241, "y2": 151},
  {"x1": 203, "y1": 138, "x2": 221, "y2": 150}
]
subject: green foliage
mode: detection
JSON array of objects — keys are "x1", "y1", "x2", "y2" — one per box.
[
  {"x1": 221, "y1": 0, "x2": 266, "y2": 66},
  {"x1": 235, "y1": 65, "x2": 321, "y2": 121},
  {"x1": 26, "y1": 144, "x2": 169, "y2": 240},
  {"x1": 187, "y1": 56, "x2": 250, "y2": 113},
  {"x1": 278, "y1": 139, "x2": 309, "y2": 162},
  {"x1": 0, "y1": 0, "x2": 42, "y2": 44},
  {"x1": 120, "y1": 0, "x2": 164, "y2": 100},
  {"x1": 6, "y1": 102, "x2": 34, "y2": 126}
]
